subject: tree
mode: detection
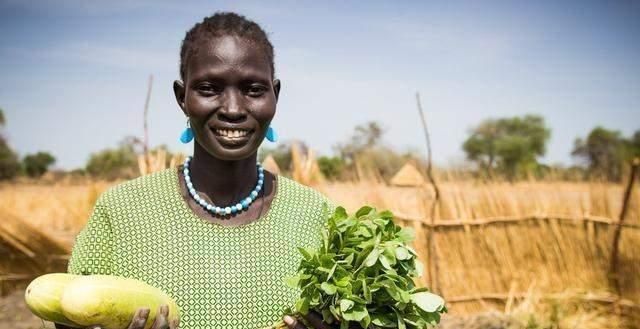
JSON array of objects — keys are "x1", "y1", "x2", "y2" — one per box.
[
  {"x1": 463, "y1": 115, "x2": 551, "y2": 180},
  {"x1": 331, "y1": 121, "x2": 419, "y2": 181},
  {"x1": 627, "y1": 130, "x2": 640, "y2": 159},
  {"x1": 86, "y1": 137, "x2": 140, "y2": 179},
  {"x1": 317, "y1": 156, "x2": 345, "y2": 180},
  {"x1": 335, "y1": 121, "x2": 384, "y2": 163},
  {"x1": 572, "y1": 127, "x2": 632, "y2": 181},
  {"x1": 23, "y1": 152, "x2": 56, "y2": 177},
  {"x1": 0, "y1": 108, "x2": 21, "y2": 180}
]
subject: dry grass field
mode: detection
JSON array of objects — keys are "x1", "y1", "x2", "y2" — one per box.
[{"x1": 1, "y1": 175, "x2": 638, "y2": 328}]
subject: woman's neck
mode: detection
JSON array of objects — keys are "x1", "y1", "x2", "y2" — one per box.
[{"x1": 188, "y1": 143, "x2": 259, "y2": 206}]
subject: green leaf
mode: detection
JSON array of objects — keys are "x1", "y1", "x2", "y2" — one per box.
[
  {"x1": 335, "y1": 276, "x2": 351, "y2": 287},
  {"x1": 298, "y1": 247, "x2": 315, "y2": 261},
  {"x1": 379, "y1": 253, "x2": 396, "y2": 271},
  {"x1": 355, "y1": 206, "x2": 374, "y2": 218},
  {"x1": 285, "y1": 275, "x2": 300, "y2": 288},
  {"x1": 320, "y1": 282, "x2": 338, "y2": 295},
  {"x1": 364, "y1": 248, "x2": 380, "y2": 267},
  {"x1": 362, "y1": 279, "x2": 371, "y2": 303},
  {"x1": 327, "y1": 262, "x2": 338, "y2": 280},
  {"x1": 396, "y1": 310, "x2": 406, "y2": 329},
  {"x1": 339, "y1": 299, "x2": 354, "y2": 313},
  {"x1": 378, "y1": 209, "x2": 394, "y2": 219},
  {"x1": 411, "y1": 291, "x2": 445, "y2": 313},
  {"x1": 396, "y1": 227, "x2": 415, "y2": 243},
  {"x1": 394, "y1": 247, "x2": 410, "y2": 260},
  {"x1": 398, "y1": 289, "x2": 411, "y2": 304},
  {"x1": 334, "y1": 206, "x2": 348, "y2": 221},
  {"x1": 342, "y1": 304, "x2": 369, "y2": 322},
  {"x1": 296, "y1": 296, "x2": 310, "y2": 314},
  {"x1": 339, "y1": 253, "x2": 354, "y2": 266},
  {"x1": 371, "y1": 313, "x2": 395, "y2": 327}
]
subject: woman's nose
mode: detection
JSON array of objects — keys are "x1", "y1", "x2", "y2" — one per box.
[{"x1": 218, "y1": 89, "x2": 246, "y2": 122}]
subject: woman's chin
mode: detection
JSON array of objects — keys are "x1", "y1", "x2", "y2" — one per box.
[{"x1": 203, "y1": 140, "x2": 261, "y2": 161}]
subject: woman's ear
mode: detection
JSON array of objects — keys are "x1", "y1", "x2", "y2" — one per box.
[
  {"x1": 173, "y1": 80, "x2": 187, "y2": 114},
  {"x1": 273, "y1": 79, "x2": 281, "y2": 102}
]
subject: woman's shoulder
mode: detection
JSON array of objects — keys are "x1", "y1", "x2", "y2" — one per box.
[{"x1": 96, "y1": 168, "x2": 178, "y2": 208}]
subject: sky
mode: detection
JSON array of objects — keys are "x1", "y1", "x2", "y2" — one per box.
[{"x1": 1, "y1": 0, "x2": 639, "y2": 170}]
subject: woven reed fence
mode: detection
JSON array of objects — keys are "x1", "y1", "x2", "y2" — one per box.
[
  {"x1": 396, "y1": 213, "x2": 639, "y2": 312},
  {"x1": 317, "y1": 161, "x2": 640, "y2": 316},
  {"x1": 391, "y1": 164, "x2": 640, "y2": 316}
]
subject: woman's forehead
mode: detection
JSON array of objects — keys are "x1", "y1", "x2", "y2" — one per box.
[{"x1": 187, "y1": 35, "x2": 272, "y2": 79}]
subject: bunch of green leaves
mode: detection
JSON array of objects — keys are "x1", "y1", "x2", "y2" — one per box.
[{"x1": 286, "y1": 206, "x2": 446, "y2": 329}]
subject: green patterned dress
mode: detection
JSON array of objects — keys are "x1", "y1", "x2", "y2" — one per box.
[{"x1": 67, "y1": 168, "x2": 334, "y2": 329}]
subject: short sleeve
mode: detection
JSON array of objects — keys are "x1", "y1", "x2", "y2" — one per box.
[{"x1": 67, "y1": 195, "x2": 115, "y2": 275}]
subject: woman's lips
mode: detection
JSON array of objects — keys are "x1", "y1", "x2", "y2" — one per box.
[{"x1": 211, "y1": 127, "x2": 254, "y2": 147}]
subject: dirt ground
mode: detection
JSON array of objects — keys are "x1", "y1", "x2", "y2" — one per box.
[{"x1": 0, "y1": 288, "x2": 55, "y2": 329}]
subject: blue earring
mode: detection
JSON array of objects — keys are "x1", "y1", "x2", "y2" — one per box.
[
  {"x1": 265, "y1": 126, "x2": 278, "y2": 142},
  {"x1": 180, "y1": 119, "x2": 194, "y2": 143}
]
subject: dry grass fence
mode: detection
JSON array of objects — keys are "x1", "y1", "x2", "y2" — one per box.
[
  {"x1": 1, "y1": 169, "x2": 638, "y2": 326},
  {"x1": 319, "y1": 172, "x2": 640, "y2": 324}
]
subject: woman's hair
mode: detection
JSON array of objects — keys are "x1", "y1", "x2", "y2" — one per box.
[{"x1": 179, "y1": 12, "x2": 275, "y2": 80}]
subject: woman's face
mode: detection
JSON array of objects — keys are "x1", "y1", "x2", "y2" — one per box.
[{"x1": 174, "y1": 35, "x2": 280, "y2": 161}]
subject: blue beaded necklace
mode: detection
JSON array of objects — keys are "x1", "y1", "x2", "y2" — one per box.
[{"x1": 182, "y1": 156, "x2": 264, "y2": 217}]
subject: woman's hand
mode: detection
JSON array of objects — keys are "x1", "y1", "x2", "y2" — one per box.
[
  {"x1": 282, "y1": 311, "x2": 337, "y2": 329},
  {"x1": 54, "y1": 304, "x2": 178, "y2": 329},
  {"x1": 126, "y1": 305, "x2": 179, "y2": 329}
]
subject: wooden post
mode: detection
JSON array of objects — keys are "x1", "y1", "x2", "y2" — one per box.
[
  {"x1": 143, "y1": 74, "x2": 154, "y2": 168},
  {"x1": 609, "y1": 157, "x2": 639, "y2": 296},
  {"x1": 415, "y1": 92, "x2": 441, "y2": 294}
]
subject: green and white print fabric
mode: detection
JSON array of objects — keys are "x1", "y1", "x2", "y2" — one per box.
[{"x1": 68, "y1": 168, "x2": 334, "y2": 329}]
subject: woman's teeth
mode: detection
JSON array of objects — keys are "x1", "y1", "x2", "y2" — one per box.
[{"x1": 216, "y1": 129, "x2": 249, "y2": 138}]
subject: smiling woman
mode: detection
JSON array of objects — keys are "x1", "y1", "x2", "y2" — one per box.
[
  {"x1": 174, "y1": 32, "x2": 279, "y2": 160},
  {"x1": 55, "y1": 12, "x2": 337, "y2": 329}
]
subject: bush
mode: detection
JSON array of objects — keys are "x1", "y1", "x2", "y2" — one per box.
[
  {"x1": 317, "y1": 156, "x2": 345, "y2": 180},
  {"x1": 0, "y1": 140, "x2": 20, "y2": 180},
  {"x1": 23, "y1": 152, "x2": 56, "y2": 178},
  {"x1": 86, "y1": 143, "x2": 138, "y2": 180}
]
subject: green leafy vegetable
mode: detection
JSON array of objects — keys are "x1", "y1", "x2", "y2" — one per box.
[{"x1": 284, "y1": 206, "x2": 447, "y2": 329}]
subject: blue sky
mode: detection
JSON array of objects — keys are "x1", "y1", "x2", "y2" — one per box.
[{"x1": 1, "y1": 0, "x2": 639, "y2": 170}]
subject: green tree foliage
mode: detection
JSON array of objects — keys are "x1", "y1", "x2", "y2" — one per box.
[
  {"x1": 463, "y1": 115, "x2": 551, "y2": 180},
  {"x1": 86, "y1": 137, "x2": 141, "y2": 179},
  {"x1": 335, "y1": 121, "x2": 384, "y2": 163},
  {"x1": 332, "y1": 121, "x2": 417, "y2": 181},
  {"x1": 0, "y1": 140, "x2": 20, "y2": 180},
  {"x1": 572, "y1": 127, "x2": 638, "y2": 181},
  {"x1": 317, "y1": 156, "x2": 346, "y2": 180},
  {"x1": 0, "y1": 108, "x2": 21, "y2": 180},
  {"x1": 628, "y1": 130, "x2": 640, "y2": 158},
  {"x1": 23, "y1": 151, "x2": 56, "y2": 177}
]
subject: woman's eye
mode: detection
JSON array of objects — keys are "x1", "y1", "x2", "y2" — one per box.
[
  {"x1": 247, "y1": 85, "x2": 267, "y2": 96},
  {"x1": 197, "y1": 84, "x2": 222, "y2": 95}
]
